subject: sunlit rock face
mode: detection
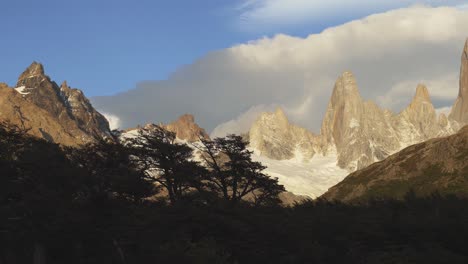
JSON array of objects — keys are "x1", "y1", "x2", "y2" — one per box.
[
  {"x1": 449, "y1": 39, "x2": 468, "y2": 126},
  {"x1": 164, "y1": 114, "x2": 210, "y2": 142},
  {"x1": 0, "y1": 62, "x2": 110, "y2": 145},
  {"x1": 250, "y1": 72, "x2": 456, "y2": 172},
  {"x1": 319, "y1": 72, "x2": 400, "y2": 170},
  {"x1": 249, "y1": 108, "x2": 320, "y2": 162}
]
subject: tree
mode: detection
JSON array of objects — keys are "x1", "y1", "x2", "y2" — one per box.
[
  {"x1": 0, "y1": 121, "x2": 82, "y2": 264},
  {"x1": 0, "y1": 121, "x2": 30, "y2": 163},
  {"x1": 195, "y1": 135, "x2": 285, "y2": 206},
  {"x1": 69, "y1": 137, "x2": 156, "y2": 204},
  {"x1": 126, "y1": 125, "x2": 205, "y2": 205}
]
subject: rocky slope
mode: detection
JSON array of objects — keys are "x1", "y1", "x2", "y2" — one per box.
[
  {"x1": 0, "y1": 62, "x2": 111, "y2": 145},
  {"x1": 322, "y1": 125, "x2": 468, "y2": 202}
]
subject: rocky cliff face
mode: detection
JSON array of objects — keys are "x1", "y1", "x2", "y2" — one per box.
[
  {"x1": 1, "y1": 62, "x2": 111, "y2": 145},
  {"x1": 124, "y1": 114, "x2": 209, "y2": 142},
  {"x1": 249, "y1": 108, "x2": 320, "y2": 161},
  {"x1": 322, "y1": 125, "x2": 468, "y2": 202},
  {"x1": 395, "y1": 84, "x2": 445, "y2": 145},
  {"x1": 250, "y1": 74, "x2": 455, "y2": 171},
  {"x1": 59, "y1": 81, "x2": 110, "y2": 137},
  {"x1": 164, "y1": 114, "x2": 209, "y2": 142},
  {"x1": 0, "y1": 82, "x2": 81, "y2": 145},
  {"x1": 319, "y1": 72, "x2": 401, "y2": 170},
  {"x1": 449, "y1": 39, "x2": 468, "y2": 126}
]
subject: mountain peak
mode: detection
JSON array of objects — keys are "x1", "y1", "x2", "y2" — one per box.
[
  {"x1": 16, "y1": 62, "x2": 49, "y2": 89},
  {"x1": 337, "y1": 71, "x2": 359, "y2": 93},
  {"x1": 165, "y1": 114, "x2": 209, "y2": 142},
  {"x1": 413, "y1": 84, "x2": 431, "y2": 102},
  {"x1": 18, "y1": 62, "x2": 45, "y2": 80},
  {"x1": 177, "y1": 114, "x2": 195, "y2": 124},
  {"x1": 61, "y1": 80, "x2": 68, "y2": 89},
  {"x1": 274, "y1": 107, "x2": 288, "y2": 120},
  {"x1": 449, "y1": 38, "x2": 468, "y2": 124},
  {"x1": 400, "y1": 84, "x2": 437, "y2": 139},
  {"x1": 328, "y1": 71, "x2": 362, "y2": 106},
  {"x1": 249, "y1": 108, "x2": 318, "y2": 161}
]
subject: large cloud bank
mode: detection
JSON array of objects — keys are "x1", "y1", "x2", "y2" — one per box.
[
  {"x1": 92, "y1": 6, "x2": 468, "y2": 137},
  {"x1": 235, "y1": 0, "x2": 467, "y2": 31}
]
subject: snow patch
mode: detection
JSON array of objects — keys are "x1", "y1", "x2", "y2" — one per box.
[
  {"x1": 14, "y1": 86, "x2": 30, "y2": 95},
  {"x1": 252, "y1": 152, "x2": 348, "y2": 198},
  {"x1": 349, "y1": 118, "x2": 360, "y2": 128}
]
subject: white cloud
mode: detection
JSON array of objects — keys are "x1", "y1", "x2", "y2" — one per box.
[
  {"x1": 377, "y1": 73, "x2": 459, "y2": 111},
  {"x1": 236, "y1": 0, "x2": 468, "y2": 31},
  {"x1": 101, "y1": 112, "x2": 121, "y2": 130},
  {"x1": 211, "y1": 104, "x2": 277, "y2": 138},
  {"x1": 92, "y1": 6, "x2": 468, "y2": 135}
]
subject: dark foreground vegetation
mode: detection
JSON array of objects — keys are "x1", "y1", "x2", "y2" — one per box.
[{"x1": 1, "y1": 122, "x2": 468, "y2": 264}]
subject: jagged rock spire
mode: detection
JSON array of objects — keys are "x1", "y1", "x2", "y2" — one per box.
[
  {"x1": 413, "y1": 84, "x2": 431, "y2": 102},
  {"x1": 321, "y1": 71, "x2": 363, "y2": 146},
  {"x1": 249, "y1": 107, "x2": 319, "y2": 161},
  {"x1": 2, "y1": 62, "x2": 112, "y2": 145},
  {"x1": 22, "y1": 61, "x2": 45, "y2": 76},
  {"x1": 399, "y1": 84, "x2": 438, "y2": 140},
  {"x1": 164, "y1": 114, "x2": 210, "y2": 142},
  {"x1": 328, "y1": 71, "x2": 361, "y2": 105},
  {"x1": 16, "y1": 62, "x2": 45, "y2": 86},
  {"x1": 449, "y1": 38, "x2": 468, "y2": 124}
]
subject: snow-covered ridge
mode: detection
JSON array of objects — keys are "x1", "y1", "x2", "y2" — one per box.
[
  {"x1": 122, "y1": 127, "x2": 343, "y2": 197},
  {"x1": 251, "y1": 150, "x2": 348, "y2": 198}
]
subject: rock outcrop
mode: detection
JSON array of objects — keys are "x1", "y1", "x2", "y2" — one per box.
[
  {"x1": 1, "y1": 62, "x2": 111, "y2": 145},
  {"x1": 322, "y1": 125, "x2": 468, "y2": 202},
  {"x1": 249, "y1": 108, "x2": 319, "y2": 161},
  {"x1": 250, "y1": 75, "x2": 454, "y2": 171},
  {"x1": 320, "y1": 72, "x2": 400, "y2": 170},
  {"x1": 0, "y1": 83, "x2": 83, "y2": 145},
  {"x1": 395, "y1": 84, "x2": 441, "y2": 145},
  {"x1": 59, "y1": 81, "x2": 110, "y2": 137},
  {"x1": 164, "y1": 114, "x2": 209, "y2": 142},
  {"x1": 123, "y1": 114, "x2": 209, "y2": 142},
  {"x1": 449, "y1": 39, "x2": 468, "y2": 126}
]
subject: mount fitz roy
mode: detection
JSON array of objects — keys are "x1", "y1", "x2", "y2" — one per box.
[
  {"x1": 0, "y1": 39, "x2": 467, "y2": 198},
  {"x1": 250, "y1": 75, "x2": 456, "y2": 172},
  {"x1": 321, "y1": 42, "x2": 468, "y2": 201},
  {"x1": 247, "y1": 39, "x2": 468, "y2": 196}
]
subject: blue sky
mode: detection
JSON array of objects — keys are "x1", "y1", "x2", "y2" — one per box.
[
  {"x1": 1, "y1": 0, "x2": 239, "y2": 95},
  {"x1": 1, "y1": 0, "x2": 466, "y2": 97}
]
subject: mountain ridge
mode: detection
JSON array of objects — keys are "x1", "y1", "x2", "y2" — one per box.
[
  {"x1": 249, "y1": 75, "x2": 456, "y2": 172},
  {"x1": 0, "y1": 62, "x2": 111, "y2": 146},
  {"x1": 322, "y1": 125, "x2": 468, "y2": 202}
]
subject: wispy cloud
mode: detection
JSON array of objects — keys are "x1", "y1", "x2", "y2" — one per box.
[
  {"x1": 101, "y1": 112, "x2": 121, "y2": 130},
  {"x1": 235, "y1": 0, "x2": 468, "y2": 31}
]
